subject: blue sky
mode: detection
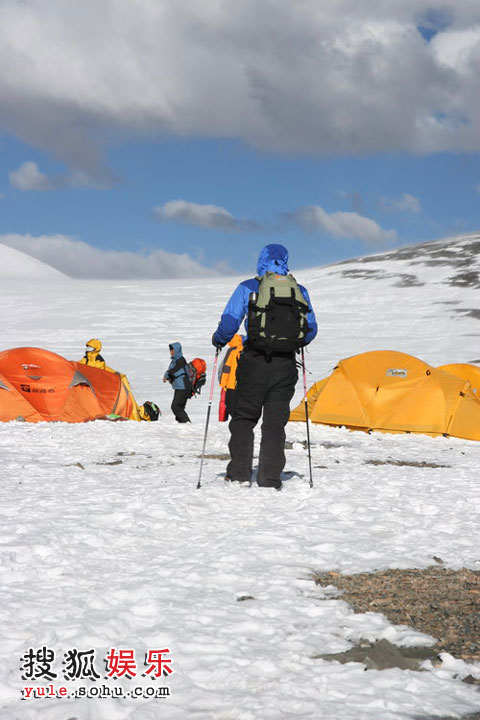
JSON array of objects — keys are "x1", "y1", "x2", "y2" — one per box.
[{"x1": 1, "y1": 0, "x2": 480, "y2": 278}]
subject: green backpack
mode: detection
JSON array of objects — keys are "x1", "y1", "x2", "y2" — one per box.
[{"x1": 247, "y1": 272, "x2": 310, "y2": 354}]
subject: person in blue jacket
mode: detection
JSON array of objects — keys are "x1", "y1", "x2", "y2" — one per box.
[
  {"x1": 212, "y1": 244, "x2": 317, "y2": 489},
  {"x1": 163, "y1": 342, "x2": 191, "y2": 423}
]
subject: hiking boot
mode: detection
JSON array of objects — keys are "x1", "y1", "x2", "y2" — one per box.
[
  {"x1": 257, "y1": 479, "x2": 282, "y2": 490},
  {"x1": 225, "y1": 476, "x2": 251, "y2": 486}
]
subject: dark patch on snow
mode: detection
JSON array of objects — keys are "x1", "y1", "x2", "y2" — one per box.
[
  {"x1": 335, "y1": 268, "x2": 386, "y2": 280},
  {"x1": 393, "y1": 274, "x2": 424, "y2": 287},
  {"x1": 313, "y1": 638, "x2": 437, "y2": 671},
  {"x1": 331, "y1": 265, "x2": 424, "y2": 287},
  {"x1": 453, "y1": 308, "x2": 480, "y2": 319},
  {"x1": 433, "y1": 300, "x2": 461, "y2": 305},
  {"x1": 357, "y1": 254, "x2": 389, "y2": 264},
  {"x1": 199, "y1": 453, "x2": 231, "y2": 460},
  {"x1": 445, "y1": 271, "x2": 480, "y2": 289},
  {"x1": 412, "y1": 258, "x2": 457, "y2": 267},
  {"x1": 422, "y1": 713, "x2": 480, "y2": 720},
  {"x1": 285, "y1": 440, "x2": 346, "y2": 450},
  {"x1": 365, "y1": 459, "x2": 450, "y2": 468}
]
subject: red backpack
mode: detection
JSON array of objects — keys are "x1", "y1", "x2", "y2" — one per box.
[{"x1": 186, "y1": 358, "x2": 207, "y2": 397}]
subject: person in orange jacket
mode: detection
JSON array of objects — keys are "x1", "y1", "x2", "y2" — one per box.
[{"x1": 218, "y1": 334, "x2": 244, "y2": 421}]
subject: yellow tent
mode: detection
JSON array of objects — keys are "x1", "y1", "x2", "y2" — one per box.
[
  {"x1": 290, "y1": 350, "x2": 480, "y2": 441},
  {"x1": 438, "y1": 363, "x2": 480, "y2": 395}
]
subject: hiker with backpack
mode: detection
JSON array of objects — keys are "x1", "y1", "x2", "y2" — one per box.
[
  {"x1": 212, "y1": 244, "x2": 317, "y2": 490},
  {"x1": 163, "y1": 342, "x2": 192, "y2": 423}
]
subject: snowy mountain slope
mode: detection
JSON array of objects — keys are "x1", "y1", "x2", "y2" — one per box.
[
  {"x1": 296, "y1": 232, "x2": 480, "y2": 380},
  {"x1": 332, "y1": 232, "x2": 480, "y2": 292},
  {"x1": 0, "y1": 243, "x2": 67, "y2": 279},
  {"x1": 0, "y1": 235, "x2": 480, "y2": 719}
]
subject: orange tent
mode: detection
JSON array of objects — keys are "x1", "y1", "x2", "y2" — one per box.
[
  {"x1": 290, "y1": 350, "x2": 480, "y2": 441},
  {"x1": 438, "y1": 363, "x2": 480, "y2": 395},
  {"x1": 0, "y1": 347, "x2": 144, "y2": 423}
]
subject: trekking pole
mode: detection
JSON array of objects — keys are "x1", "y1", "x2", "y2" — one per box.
[
  {"x1": 197, "y1": 347, "x2": 221, "y2": 489},
  {"x1": 301, "y1": 347, "x2": 313, "y2": 488}
]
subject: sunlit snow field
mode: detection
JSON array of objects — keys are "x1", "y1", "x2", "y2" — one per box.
[{"x1": 1, "y1": 242, "x2": 480, "y2": 719}]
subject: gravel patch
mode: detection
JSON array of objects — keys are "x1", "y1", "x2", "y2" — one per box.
[{"x1": 314, "y1": 567, "x2": 480, "y2": 663}]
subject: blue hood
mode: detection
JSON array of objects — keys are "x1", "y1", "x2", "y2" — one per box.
[
  {"x1": 256, "y1": 244, "x2": 289, "y2": 276},
  {"x1": 169, "y1": 342, "x2": 182, "y2": 360}
]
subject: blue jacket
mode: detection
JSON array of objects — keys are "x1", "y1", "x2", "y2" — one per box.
[
  {"x1": 213, "y1": 244, "x2": 318, "y2": 347},
  {"x1": 164, "y1": 342, "x2": 190, "y2": 390}
]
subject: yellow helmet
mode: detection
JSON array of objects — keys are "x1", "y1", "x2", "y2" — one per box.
[{"x1": 86, "y1": 338, "x2": 102, "y2": 352}]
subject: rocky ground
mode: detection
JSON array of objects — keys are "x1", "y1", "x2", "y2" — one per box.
[
  {"x1": 314, "y1": 566, "x2": 480, "y2": 718},
  {"x1": 314, "y1": 566, "x2": 480, "y2": 664}
]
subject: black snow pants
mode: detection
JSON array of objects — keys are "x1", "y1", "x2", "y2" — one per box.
[
  {"x1": 225, "y1": 388, "x2": 237, "y2": 421},
  {"x1": 171, "y1": 389, "x2": 191, "y2": 423},
  {"x1": 226, "y1": 349, "x2": 298, "y2": 487}
]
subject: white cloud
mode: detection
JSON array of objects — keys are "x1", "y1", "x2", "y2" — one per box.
[
  {"x1": 155, "y1": 200, "x2": 239, "y2": 230},
  {"x1": 154, "y1": 199, "x2": 261, "y2": 232},
  {"x1": 381, "y1": 193, "x2": 422, "y2": 213},
  {"x1": 0, "y1": 233, "x2": 224, "y2": 279},
  {"x1": 1, "y1": 1, "x2": 480, "y2": 177},
  {"x1": 9, "y1": 161, "x2": 104, "y2": 191},
  {"x1": 156, "y1": 198, "x2": 396, "y2": 245},
  {"x1": 292, "y1": 205, "x2": 397, "y2": 245},
  {"x1": 9, "y1": 161, "x2": 51, "y2": 191},
  {"x1": 394, "y1": 193, "x2": 421, "y2": 213}
]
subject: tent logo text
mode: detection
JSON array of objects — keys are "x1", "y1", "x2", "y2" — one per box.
[
  {"x1": 20, "y1": 384, "x2": 55, "y2": 394},
  {"x1": 386, "y1": 368, "x2": 408, "y2": 377}
]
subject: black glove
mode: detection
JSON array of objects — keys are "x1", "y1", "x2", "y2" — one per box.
[{"x1": 211, "y1": 333, "x2": 225, "y2": 350}]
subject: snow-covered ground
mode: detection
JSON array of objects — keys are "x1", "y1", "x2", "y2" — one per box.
[
  {"x1": 0, "y1": 243, "x2": 66, "y2": 280},
  {"x1": 1, "y1": 238, "x2": 480, "y2": 719}
]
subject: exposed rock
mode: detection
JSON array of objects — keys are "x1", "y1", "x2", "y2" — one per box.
[
  {"x1": 314, "y1": 567, "x2": 480, "y2": 662},
  {"x1": 314, "y1": 638, "x2": 438, "y2": 671}
]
